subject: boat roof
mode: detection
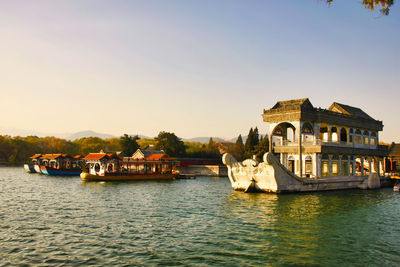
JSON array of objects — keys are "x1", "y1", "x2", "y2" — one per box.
[
  {"x1": 145, "y1": 154, "x2": 173, "y2": 161},
  {"x1": 83, "y1": 153, "x2": 121, "y2": 160}
]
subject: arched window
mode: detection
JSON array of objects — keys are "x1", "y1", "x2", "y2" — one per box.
[
  {"x1": 331, "y1": 127, "x2": 338, "y2": 142},
  {"x1": 349, "y1": 128, "x2": 354, "y2": 143},
  {"x1": 354, "y1": 129, "x2": 362, "y2": 144},
  {"x1": 320, "y1": 126, "x2": 329, "y2": 141},
  {"x1": 363, "y1": 130, "x2": 370, "y2": 145},
  {"x1": 370, "y1": 132, "x2": 377, "y2": 145},
  {"x1": 302, "y1": 123, "x2": 314, "y2": 134},
  {"x1": 340, "y1": 128, "x2": 348, "y2": 143}
]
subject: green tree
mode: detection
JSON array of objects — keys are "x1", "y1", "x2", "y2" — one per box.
[
  {"x1": 0, "y1": 135, "x2": 16, "y2": 163},
  {"x1": 227, "y1": 134, "x2": 245, "y2": 161},
  {"x1": 73, "y1": 137, "x2": 106, "y2": 155},
  {"x1": 254, "y1": 134, "x2": 270, "y2": 161},
  {"x1": 206, "y1": 137, "x2": 220, "y2": 159},
  {"x1": 119, "y1": 134, "x2": 140, "y2": 156},
  {"x1": 244, "y1": 127, "x2": 260, "y2": 159},
  {"x1": 155, "y1": 131, "x2": 186, "y2": 157}
]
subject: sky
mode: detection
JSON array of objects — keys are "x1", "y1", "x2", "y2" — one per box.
[{"x1": 0, "y1": 0, "x2": 399, "y2": 141}]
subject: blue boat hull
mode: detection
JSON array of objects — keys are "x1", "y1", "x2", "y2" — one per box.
[{"x1": 40, "y1": 166, "x2": 81, "y2": 176}]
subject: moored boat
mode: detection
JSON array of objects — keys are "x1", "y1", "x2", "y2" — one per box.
[
  {"x1": 37, "y1": 154, "x2": 82, "y2": 176},
  {"x1": 80, "y1": 152, "x2": 177, "y2": 181}
]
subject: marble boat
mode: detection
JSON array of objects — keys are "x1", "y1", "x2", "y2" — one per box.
[
  {"x1": 223, "y1": 152, "x2": 381, "y2": 193},
  {"x1": 223, "y1": 98, "x2": 389, "y2": 193}
]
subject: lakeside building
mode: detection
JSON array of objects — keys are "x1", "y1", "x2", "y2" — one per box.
[
  {"x1": 264, "y1": 98, "x2": 388, "y2": 178},
  {"x1": 387, "y1": 143, "x2": 400, "y2": 176}
]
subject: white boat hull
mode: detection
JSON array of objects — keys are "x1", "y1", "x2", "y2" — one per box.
[{"x1": 222, "y1": 152, "x2": 381, "y2": 193}]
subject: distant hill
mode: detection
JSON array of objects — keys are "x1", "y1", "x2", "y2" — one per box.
[
  {"x1": 0, "y1": 127, "x2": 248, "y2": 144},
  {"x1": 228, "y1": 135, "x2": 248, "y2": 143},
  {"x1": 182, "y1": 137, "x2": 228, "y2": 143},
  {"x1": 66, "y1": 130, "x2": 116, "y2": 140}
]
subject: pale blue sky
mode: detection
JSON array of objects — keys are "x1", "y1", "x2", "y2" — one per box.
[{"x1": 0, "y1": 0, "x2": 399, "y2": 141}]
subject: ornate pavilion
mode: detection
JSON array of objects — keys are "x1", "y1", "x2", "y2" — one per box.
[{"x1": 263, "y1": 98, "x2": 388, "y2": 178}]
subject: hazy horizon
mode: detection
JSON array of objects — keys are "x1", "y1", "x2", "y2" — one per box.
[{"x1": 1, "y1": 1, "x2": 399, "y2": 142}]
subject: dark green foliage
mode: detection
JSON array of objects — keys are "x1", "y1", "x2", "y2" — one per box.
[
  {"x1": 119, "y1": 134, "x2": 140, "y2": 157},
  {"x1": 254, "y1": 134, "x2": 270, "y2": 161},
  {"x1": 206, "y1": 138, "x2": 221, "y2": 159},
  {"x1": 227, "y1": 134, "x2": 245, "y2": 161},
  {"x1": 244, "y1": 127, "x2": 260, "y2": 159},
  {"x1": 154, "y1": 131, "x2": 186, "y2": 157}
]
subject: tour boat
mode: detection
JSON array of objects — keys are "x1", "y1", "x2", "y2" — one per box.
[
  {"x1": 37, "y1": 154, "x2": 82, "y2": 176},
  {"x1": 80, "y1": 153, "x2": 177, "y2": 181},
  {"x1": 223, "y1": 98, "x2": 389, "y2": 193}
]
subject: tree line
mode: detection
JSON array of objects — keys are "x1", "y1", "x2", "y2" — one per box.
[{"x1": 0, "y1": 128, "x2": 269, "y2": 165}]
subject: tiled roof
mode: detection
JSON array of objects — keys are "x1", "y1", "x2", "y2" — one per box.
[
  {"x1": 328, "y1": 102, "x2": 373, "y2": 120},
  {"x1": 41, "y1": 154, "x2": 63, "y2": 160},
  {"x1": 146, "y1": 154, "x2": 169, "y2": 161},
  {"x1": 83, "y1": 153, "x2": 108, "y2": 160},
  {"x1": 271, "y1": 98, "x2": 313, "y2": 109},
  {"x1": 83, "y1": 153, "x2": 121, "y2": 160},
  {"x1": 30, "y1": 154, "x2": 42, "y2": 159}
]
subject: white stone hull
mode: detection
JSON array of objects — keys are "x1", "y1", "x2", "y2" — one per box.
[{"x1": 222, "y1": 152, "x2": 380, "y2": 193}]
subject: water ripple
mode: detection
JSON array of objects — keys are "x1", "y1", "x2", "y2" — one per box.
[{"x1": 1, "y1": 167, "x2": 400, "y2": 266}]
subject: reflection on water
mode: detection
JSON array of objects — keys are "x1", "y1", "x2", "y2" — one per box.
[{"x1": 1, "y1": 167, "x2": 400, "y2": 266}]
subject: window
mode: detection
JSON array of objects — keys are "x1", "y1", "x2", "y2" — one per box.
[
  {"x1": 331, "y1": 162, "x2": 338, "y2": 176},
  {"x1": 340, "y1": 128, "x2": 347, "y2": 143},
  {"x1": 322, "y1": 162, "x2": 329, "y2": 177}
]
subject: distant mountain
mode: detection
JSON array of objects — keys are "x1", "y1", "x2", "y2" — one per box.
[
  {"x1": 228, "y1": 135, "x2": 248, "y2": 143},
  {"x1": 0, "y1": 127, "x2": 248, "y2": 143},
  {"x1": 66, "y1": 130, "x2": 116, "y2": 140},
  {"x1": 182, "y1": 137, "x2": 228, "y2": 143}
]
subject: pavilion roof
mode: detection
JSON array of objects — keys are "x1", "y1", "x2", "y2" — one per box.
[
  {"x1": 30, "y1": 154, "x2": 42, "y2": 159},
  {"x1": 328, "y1": 102, "x2": 373, "y2": 120},
  {"x1": 271, "y1": 98, "x2": 313, "y2": 109}
]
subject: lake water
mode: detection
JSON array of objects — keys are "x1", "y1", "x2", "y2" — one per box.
[{"x1": 1, "y1": 167, "x2": 400, "y2": 266}]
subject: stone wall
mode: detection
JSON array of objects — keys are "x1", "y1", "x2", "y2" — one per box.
[{"x1": 177, "y1": 165, "x2": 227, "y2": 177}]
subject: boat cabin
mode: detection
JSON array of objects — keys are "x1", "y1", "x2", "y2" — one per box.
[
  {"x1": 83, "y1": 152, "x2": 175, "y2": 176},
  {"x1": 40, "y1": 154, "x2": 81, "y2": 169}
]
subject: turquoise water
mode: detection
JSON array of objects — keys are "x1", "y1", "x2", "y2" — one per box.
[{"x1": 1, "y1": 167, "x2": 400, "y2": 266}]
